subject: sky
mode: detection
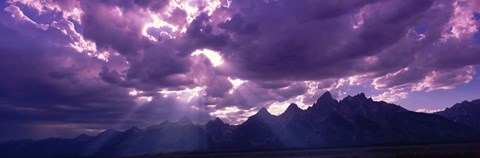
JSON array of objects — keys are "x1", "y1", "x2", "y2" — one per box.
[{"x1": 0, "y1": 0, "x2": 479, "y2": 142}]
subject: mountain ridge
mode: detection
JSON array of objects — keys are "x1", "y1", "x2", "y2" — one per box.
[
  {"x1": 1, "y1": 91, "x2": 479, "y2": 157},
  {"x1": 436, "y1": 99, "x2": 480, "y2": 130}
]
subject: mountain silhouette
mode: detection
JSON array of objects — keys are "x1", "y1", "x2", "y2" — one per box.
[
  {"x1": 436, "y1": 99, "x2": 480, "y2": 130},
  {"x1": 1, "y1": 92, "x2": 479, "y2": 157}
]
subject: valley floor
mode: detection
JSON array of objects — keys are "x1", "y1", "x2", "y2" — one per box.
[{"x1": 126, "y1": 142, "x2": 480, "y2": 158}]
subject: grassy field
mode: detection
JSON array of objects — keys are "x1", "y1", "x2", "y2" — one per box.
[{"x1": 127, "y1": 143, "x2": 480, "y2": 158}]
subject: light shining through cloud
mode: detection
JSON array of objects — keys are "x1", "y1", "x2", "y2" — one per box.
[
  {"x1": 191, "y1": 49, "x2": 224, "y2": 67},
  {"x1": 228, "y1": 77, "x2": 246, "y2": 94},
  {"x1": 142, "y1": 13, "x2": 179, "y2": 41},
  {"x1": 129, "y1": 89, "x2": 139, "y2": 96},
  {"x1": 158, "y1": 86, "x2": 204, "y2": 102},
  {"x1": 209, "y1": 106, "x2": 257, "y2": 124}
]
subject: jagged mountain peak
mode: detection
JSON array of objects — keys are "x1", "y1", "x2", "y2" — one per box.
[
  {"x1": 257, "y1": 107, "x2": 272, "y2": 116},
  {"x1": 248, "y1": 107, "x2": 276, "y2": 121},
  {"x1": 178, "y1": 116, "x2": 193, "y2": 125},
  {"x1": 93, "y1": 129, "x2": 120, "y2": 141},
  {"x1": 126, "y1": 126, "x2": 140, "y2": 132},
  {"x1": 340, "y1": 93, "x2": 371, "y2": 104},
  {"x1": 311, "y1": 91, "x2": 338, "y2": 111},
  {"x1": 353, "y1": 93, "x2": 367, "y2": 99},
  {"x1": 207, "y1": 118, "x2": 229, "y2": 128},
  {"x1": 280, "y1": 103, "x2": 304, "y2": 119},
  {"x1": 208, "y1": 117, "x2": 225, "y2": 125},
  {"x1": 437, "y1": 99, "x2": 480, "y2": 130},
  {"x1": 343, "y1": 95, "x2": 352, "y2": 100},
  {"x1": 147, "y1": 121, "x2": 172, "y2": 129},
  {"x1": 441, "y1": 99, "x2": 480, "y2": 112},
  {"x1": 213, "y1": 117, "x2": 224, "y2": 123},
  {"x1": 73, "y1": 134, "x2": 92, "y2": 142},
  {"x1": 285, "y1": 103, "x2": 301, "y2": 112},
  {"x1": 317, "y1": 91, "x2": 335, "y2": 102},
  {"x1": 99, "y1": 129, "x2": 119, "y2": 135},
  {"x1": 74, "y1": 134, "x2": 90, "y2": 139}
]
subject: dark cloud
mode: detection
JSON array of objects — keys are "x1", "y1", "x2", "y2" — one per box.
[
  {"x1": 373, "y1": 66, "x2": 475, "y2": 91},
  {"x1": 99, "y1": 67, "x2": 123, "y2": 84},
  {"x1": 254, "y1": 80, "x2": 292, "y2": 89},
  {"x1": 205, "y1": 76, "x2": 233, "y2": 98},
  {"x1": 217, "y1": 14, "x2": 258, "y2": 35},
  {"x1": 133, "y1": 0, "x2": 170, "y2": 11},
  {"x1": 79, "y1": 1, "x2": 147, "y2": 55},
  {"x1": 210, "y1": 0, "x2": 438, "y2": 81},
  {"x1": 77, "y1": 0, "x2": 196, "y2": 91},
  {"x1": 181, "y1": 13, "x2": 230, "y2": 55},
  {"x1": 209, "y1": 0, "x2": 480, "y2": 95},
  {"x1": 122, "y1": 44, "x2": 193, "y2": 90}
]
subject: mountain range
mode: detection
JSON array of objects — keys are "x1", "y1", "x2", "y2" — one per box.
[{"x1": 1, "y1": 92, "x2": 479, "y2": 157}]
